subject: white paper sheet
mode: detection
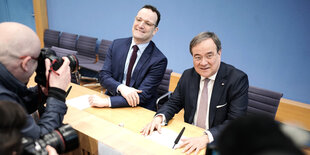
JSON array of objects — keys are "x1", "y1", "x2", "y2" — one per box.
[
  {"x1": 145, "y1": 128, "x2": 185, "y2": 149},
  {"x1": 66, "y1": 95, "x2": 91, "y2": 110}
]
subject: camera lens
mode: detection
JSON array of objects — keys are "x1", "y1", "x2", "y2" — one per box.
[
  {"x1": 66, "y1": 54, "x2": 79, "y2": 72},
  {"x1": 22, "y1": 125, "x2": 79, "y2": 154},
  {"x1": 57, "y1": 124, "x2": 79, "y2": 152},
  {"x1": 41, "y1": 124, "x2": 79, "y2": 153}
]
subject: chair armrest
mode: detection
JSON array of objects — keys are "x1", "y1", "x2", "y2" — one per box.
[
  {"x1": 156, "y1": 91, "x2": 172, "y2": 110},
  {"x1": 156, "y1": 91, "x2": 172, "y2": 104}
]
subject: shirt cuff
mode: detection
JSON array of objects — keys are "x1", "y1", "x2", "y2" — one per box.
[
  {"x1": 155, "y1": 114, "x2": 167, "y2": 126},
  {"x1": 204, "y1": 130, "x2": 214, "y2": 143},
  {"x1": 108, "y1": 97, "x2": 112, "y2": 107}
]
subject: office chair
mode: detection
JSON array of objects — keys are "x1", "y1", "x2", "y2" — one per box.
[
  {"x1": 247, "y1": 86, "x2": 283, "y2": 119},
  {"x1": 156, "y1": 69, "x2": 173, "y2": 110},
  {"x1": 95, "y1": 39, "x2": 112, "y2": 64},
  {"x1": 43, "y1": 29, "x2": 60, "y2": 48},
  {"x1": 59, "y1": 32, "x2": 78, "y2": 51},
  {"x1": 80, "y1": 39, "x2": 112, "y2": 72},
  {"x1": 76, "y1": 35, "x2": 98, "y2": 64},
  {"x1": 80, "y1": 39, "x2": 112, "y2": 92}
]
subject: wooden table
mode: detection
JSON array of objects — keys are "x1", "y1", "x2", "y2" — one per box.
[
  {"x1": 65, "y1": 83, "x2": 206, "y2": 155},
  {"x1": 27, "y1": 75, "x2": 206, "y2": 155}
]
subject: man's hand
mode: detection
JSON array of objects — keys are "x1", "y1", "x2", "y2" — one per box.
[
  {"x1": 175, "y1": 135, "x2": 209, "y2": 155},
  {"x1": 46, "y1": 145, "x2": 58, "y2": 155},
  {"x1": 118, "y1": 84, "x2": 142, "y2": 107},
  {"x1": 88, "y1": 95, "x2": 110, "y2": 107},
  {"x1": 140, "y1": 115, "x2": 163, "y2": 136},
  {"x1": 45, "y1": 57, "x2": 71, "y2": 91}
]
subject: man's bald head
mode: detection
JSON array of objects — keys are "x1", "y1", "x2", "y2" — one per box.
[
  {"x1": 0, "y1": 22, "x2": 41, "y2": 64},
  {"x1": 0, "y1": 22, "x2": 41, "y2": 83}
]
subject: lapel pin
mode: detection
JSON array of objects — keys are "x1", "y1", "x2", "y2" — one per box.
[{"x1": 221, "y1": 83, "x2": 225, "y2": 86}]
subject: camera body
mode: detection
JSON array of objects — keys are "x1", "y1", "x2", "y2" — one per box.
[
  {"x1": 35, "y1": 48, "x2": 79, "y2": 86},
  {"x1": 22, "y1": 124, "x2": 79, "y2": 155}
]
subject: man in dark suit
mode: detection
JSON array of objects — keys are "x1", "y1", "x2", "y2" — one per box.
[
  {"x1": 88, "y1": 5, "x2": 167, "y2": 111},
  {"x1": 141, "y1": 32, "x2": 248, "y2": 154}
]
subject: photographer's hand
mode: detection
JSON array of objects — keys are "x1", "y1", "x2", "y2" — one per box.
[
  {"x1": 45, "y1": 57, "x2": 71, "y2": 91},
  {"x1": 46, "y1": 145, "x2": 58, "y2": 155}
]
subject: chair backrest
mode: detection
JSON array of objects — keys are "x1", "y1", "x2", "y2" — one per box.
[
  {"x1": 44, "y1": 29, "x2": 60, "y2": 48},
  {"x1": 98, "y1": 39, "x2": 112, "y2": 61},
  {"x1": 76, "y1": 35, "x2": 98, "y2": 58},
  {"x1": 59, "y1": 32, "x2": 78, "y2": 51},
  {"x1": 247, "y1": 86, "x2": 283, "y2": 119},
  {"x1": 157, "y1": 69, "x2": 173, "y2": 96}
]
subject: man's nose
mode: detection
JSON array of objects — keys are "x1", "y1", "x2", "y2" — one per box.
[
  {"x1": 200, "y1": 57, "x2": 209, "y2": 65},
  {"x1": 138, "y1": 21, "x2": 145, "y2": 28}
]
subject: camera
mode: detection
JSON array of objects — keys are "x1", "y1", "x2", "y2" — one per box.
[
  {"x1": 22, "y1": 124, "x2": 79, "y2": 155},
  {"x1": 35, "y1": 48, "x2": 79, "y2": 86}
]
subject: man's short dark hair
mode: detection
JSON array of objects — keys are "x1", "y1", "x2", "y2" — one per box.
[
  {"x1": 189, "y1": 31, "x2": 222, "y2": 55},
  {"x1": 142, "y1": 5, "x2": 161, "y2": 27},
  {"x1": 0, "y1": 100, "x2": 27, "y2": 155}
]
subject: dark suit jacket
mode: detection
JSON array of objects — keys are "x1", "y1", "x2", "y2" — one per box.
[
  {"x1": 99, "y1": 37, "x2": 167, "y2": 111},
  {"x1": 157, "y1": 62, "x2": 248, "y2": 139}
]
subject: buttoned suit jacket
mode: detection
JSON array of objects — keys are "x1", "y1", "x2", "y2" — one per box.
[
  {"x1": 157, "y1": 62, "x2": 248, "y2": 139},
  {"x1": 99, "y1": 37, "x2": 167, "y2": 111}
]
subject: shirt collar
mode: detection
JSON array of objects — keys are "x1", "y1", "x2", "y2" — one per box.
[
  {"x1": 201, "y1": 72, "x2": 218, "y2": 82},
  {"x1": 131, "y1": 38, "x2": 149, "y2": 53}
]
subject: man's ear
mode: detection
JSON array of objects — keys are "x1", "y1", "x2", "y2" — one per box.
[
  {"x1": 218, "y1": 50, "x2": 222, "y2": 56},
  {"x1": 20, "y1": 56, "x2": 31, "y2": 72},
  {"x1": 152, "y1": 27, "x2": 159, "y2": 36}
]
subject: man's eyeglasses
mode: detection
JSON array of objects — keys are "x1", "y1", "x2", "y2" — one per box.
[{"x1": 135, "y1": 17, "x2": 156, "y2": 27}]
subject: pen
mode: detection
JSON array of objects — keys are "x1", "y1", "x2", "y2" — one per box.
[
  {"x1": 172, "y1": 127, "x2": 185, "y2": 149},
  {"x1": 66, "y1": 86, "x2": 72, "y2": 97}
]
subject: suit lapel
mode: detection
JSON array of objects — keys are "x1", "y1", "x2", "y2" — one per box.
[
  {"x1": 119, "y1": 38, "x2": 132, "y2": 82},
  {"x1": 129, "y1": 41, "x2": 154, "y2": 87},
  {"x1": 189, "y1": 70, "x2": 201, "y2": 123},
  {"x1": 209, "y1": 62, "x2": 227, "y2": 127}
]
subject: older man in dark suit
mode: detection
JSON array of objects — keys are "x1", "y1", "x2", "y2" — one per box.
[
  {"x1": 88, "y1": 5, "x2": 167, "y2": 111},
  {"x1": 141, "y1": 31, "x2": 249, "y2": 154}
]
